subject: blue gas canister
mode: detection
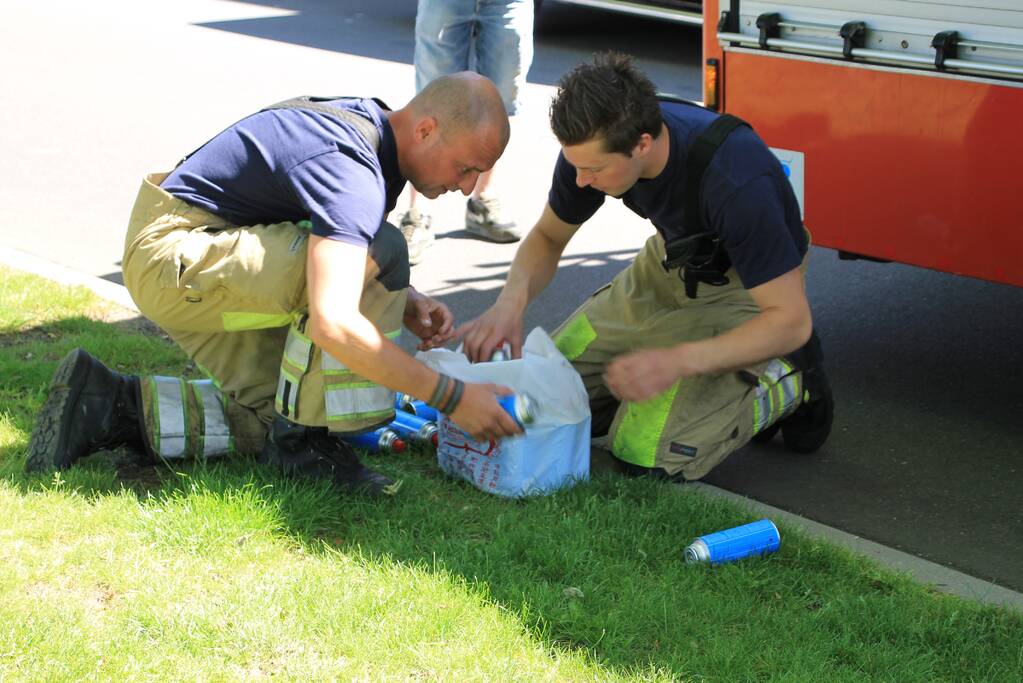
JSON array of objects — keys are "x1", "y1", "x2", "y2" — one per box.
[
  {"x1": 684, "y1": 519, "x2": 781, "y2": 565},
  {"x1": 389, "y1": 410, "x2": 439, "y2": 446},
  {"x1": 344, "y1": 428, "x2": 406, "y2": 454},
  {"x1": 395, "y1": 392, "x2": 440, "y2": 422},
  {"x1": 497, "y1": 393, "x2": 536, "y2": 428}
]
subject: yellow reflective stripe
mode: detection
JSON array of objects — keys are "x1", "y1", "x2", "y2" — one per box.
[
  {"x1": 752, "y1": 390, "x2": 764, "y2": 434},
  {"x1": 554, "y1": 314, "x2": 597, "y2": 361},
  {"x1": 194, "y1": 362, "x2": 223, "y2": 390},
  {"x1": 612, "y1": 382, "x2": 681, "y2": 468},
  {"x1": 221, "y1": 312, "x2": 296, "y2": 331},
  {"x1": 773, "y1": 383, "x2": 787, "y2": 422},
  {"x1": 778, "y1": 373, "x2": 802, "y2": 421}
]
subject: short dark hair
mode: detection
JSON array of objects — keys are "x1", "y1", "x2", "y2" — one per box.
[{"x1": 549, "y1": 52, "x2": 663, "y2": 155}]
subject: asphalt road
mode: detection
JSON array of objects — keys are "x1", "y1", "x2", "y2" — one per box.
[{"x1": 1, "y1": 0, "x2": 1020, "y2": 592}]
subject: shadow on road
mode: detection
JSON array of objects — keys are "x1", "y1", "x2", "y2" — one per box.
[{"x1": 197, "y1": 0, "x2": 702, "y2": 95}]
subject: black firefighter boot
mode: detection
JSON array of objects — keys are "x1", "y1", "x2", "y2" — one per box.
[
  {"x1": 26, "y1": 348, "x2": 146, "y2": 472},
  {"x1": 259, "y1": 415, "x2": 400, "y2": 496},
  {"x1": 753, "y1": 331, "x2": 835, "y2": 453}
]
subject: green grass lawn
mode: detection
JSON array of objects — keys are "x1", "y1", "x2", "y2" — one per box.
[{"x1": 1, "y1": 265, "x2": 1021, "y2": 682}]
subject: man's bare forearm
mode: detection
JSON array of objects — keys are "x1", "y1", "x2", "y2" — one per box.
[{"x1": 307, "y1": 313, "x2": 441, "y2": 403}]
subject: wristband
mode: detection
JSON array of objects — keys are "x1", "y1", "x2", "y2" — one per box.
[
  {"x1": 428, "y1": 373, "x2": 449, "y2": 408},
  {"x1": 440, "y1": 379, "x2": 465, "y2": 414}
]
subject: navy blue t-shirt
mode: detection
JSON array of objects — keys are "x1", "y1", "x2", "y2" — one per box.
[
  {"x1": 161, "y1": 98, "x2": 405, "y2": 248},
  {"x1": 548, "y1": 101, "x2": 806, "y2": 289}
]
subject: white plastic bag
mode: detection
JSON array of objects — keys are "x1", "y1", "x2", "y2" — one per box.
[{"x1": 416, "y1": 328, "x2": 591, "y2": 497}]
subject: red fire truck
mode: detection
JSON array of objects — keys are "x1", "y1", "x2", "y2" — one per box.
[{"x1": 701, "y1": 1, "x2": 1023, "y2": 287}]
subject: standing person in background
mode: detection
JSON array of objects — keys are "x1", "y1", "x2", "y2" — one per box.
[{"x1": 398, "y1": 0, "x2": 535, "y2": 264}]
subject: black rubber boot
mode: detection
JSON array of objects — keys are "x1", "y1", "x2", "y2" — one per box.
[
  {"x1": 259, "y1": 415, "x2": 399, "y2": 496},
  {"x1": 751, "y1": 332, "x2": 834, "y2": 453},
  {"x1": 26, "y1": 348, "x2": 146, "y2": 472}
]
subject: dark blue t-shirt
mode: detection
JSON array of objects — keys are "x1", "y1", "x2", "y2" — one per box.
[
  {"x1": 161, "y1": 98, "x2": 405, "y2": 248},
  {"x1": 548, "y1": 101, "x2": 806, "y2": 289}
]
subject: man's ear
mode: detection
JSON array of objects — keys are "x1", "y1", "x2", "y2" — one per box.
[
  {"x1": 413, "y1": 116, "x2": 439, "y2": 143},
  {"x1": 633, "y1": 133, "x2": 654, "y2": 158}
]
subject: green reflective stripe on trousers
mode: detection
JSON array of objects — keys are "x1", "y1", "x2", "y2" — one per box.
[
  {"x1": 194, "y1": 362, "x2": 223, "y2": 390},
  {"x1": 221, "y1": 312, "x2": 296, "y2": 332},
  {"x1": 149, "y1": 379, "x2": 161, "y2": 456},
  {"x1": 612, "y1": 382, "x2": 681, "y2": 468},
  {"x1": 153, "y1": 376, "x2": 187, "y2": 459},
  {"x1": 191, "y1": 379, "x2": 230, "y2": 459},
  {"x1": 554, "y1": 314, "x2": 597, "y2": 361}
]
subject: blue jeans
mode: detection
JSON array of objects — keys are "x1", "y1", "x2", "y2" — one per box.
[{"x1": 414, "y1": 0, "x2": 534, "y2": 115}]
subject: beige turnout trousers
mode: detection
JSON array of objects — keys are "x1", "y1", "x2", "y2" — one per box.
[
  {"x1": 553, "y1": 234, "x2": 805, "y2": 480},
  {"x1": 121, "y1": 173, "x2": 408, "y2": 461}
]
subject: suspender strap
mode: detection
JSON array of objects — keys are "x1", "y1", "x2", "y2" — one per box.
[
  {"x1": 683, "y1": 114, "x2": 746, "y2": 231},
  {"x1": 660, "y1": 106, "x2": 751, "y2": 298},
  {"x1": 177, "y1": 95, "x2": 384, "y2": 166},
  {"x1": 261, "y1": 96, "x2": 382, "y2": 151}
]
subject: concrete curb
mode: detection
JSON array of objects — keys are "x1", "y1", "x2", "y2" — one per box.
[
  {"x1": 2, "y1": 246, "x2": 1021, "y2": 612},
  {"x1": 0, "y1": 246, "x2": 139, "y2": 314}
]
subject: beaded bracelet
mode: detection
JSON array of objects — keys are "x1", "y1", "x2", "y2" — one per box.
[{"x1": 428, "y1": 373, "x2": 450, "y2": 408}]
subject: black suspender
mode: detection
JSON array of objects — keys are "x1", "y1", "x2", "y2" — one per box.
[{"x1": 657, "y1": 95, "x2": 751, "y2": 298}]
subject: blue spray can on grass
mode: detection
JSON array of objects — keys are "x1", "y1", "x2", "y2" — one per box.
[{"x1": 684, "y1": 519, "x2": 780, "y2": 564}]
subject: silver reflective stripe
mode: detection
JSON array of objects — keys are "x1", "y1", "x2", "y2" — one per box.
[
  {"x1": 322, "y1": 329, "x2": 401, "y2": 374},
  {"x1": 325, "y1": 384, "x2": 394, "y2": 420},
  {"x1": 284, "y1": 325, "x2": 312, "y2": 372},
  {"x1": 762, "y1": 358, "x2": 792, "y2": 384},
  {"x1": 154, "y1": 376, "x2": 187, "y2": 459},
  {"x1": 192, "y1": 379, "x2": 230, "y2": 458},
  {"x1": 322, "y1": 351, "x2": 349, "y2": 373},
  {"x1": 753, "y1": 359, "x2": 801, "y2": 434}
]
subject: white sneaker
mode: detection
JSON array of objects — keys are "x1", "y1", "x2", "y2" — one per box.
[
  {"x1": 398, "y1": 208, "x2": 434, "y2": 265},
  {"x1": 465, "y1": 197, "x2": 521, "y2": 243}
]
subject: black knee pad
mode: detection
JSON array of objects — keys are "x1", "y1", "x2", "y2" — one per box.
[{"x1": 368, "y1": 221, "x2": 410, "y2": 292}]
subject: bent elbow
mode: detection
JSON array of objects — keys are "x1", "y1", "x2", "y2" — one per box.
[
  {"x1": 306, "y1": 315, "x2": 345, "y2": 351},
  {"x1": 792, "y1": 311, "x2": 813, "y2": 352}
]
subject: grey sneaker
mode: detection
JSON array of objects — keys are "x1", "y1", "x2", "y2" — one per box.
[
  {"x1": 398, "y1": 208, "x2": 434, "y2": 265},
  {"x1": 465, "y1": 197, "x2": 521, "y2": 243}
]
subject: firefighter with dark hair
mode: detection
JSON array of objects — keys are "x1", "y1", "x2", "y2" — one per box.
[
  {"x1": 26, "y1": 72, "x2": 524, "y2": 495},
  {"x1": 460, "y1": 53, "x2": 833, "y2": 481}
]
